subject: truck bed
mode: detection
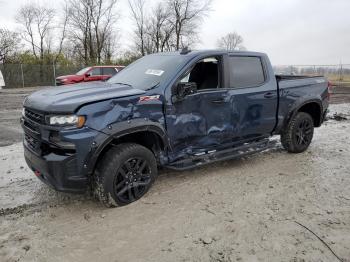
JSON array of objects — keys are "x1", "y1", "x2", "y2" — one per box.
[
  {"x1": 276, "y1": 74, "x2": 327, "y2": 89},
  {"x1": 276, "y1": 74, "x2": 324, "y2": 81}
]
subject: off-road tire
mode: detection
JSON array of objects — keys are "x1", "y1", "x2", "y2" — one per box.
[
  {"x1": 94, "y1": 143, "x2": 157, "y2": 207},
  {"x1": 281, "y1": 112, "x2": 314, "y2": 153}
]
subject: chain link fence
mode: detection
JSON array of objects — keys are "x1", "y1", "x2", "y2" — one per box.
[
  {"x1": 1, "y1": 63, "x2": 350, "y2": 89},
  {"x1": 0, "y1": 63, "x2": 85, "y2": 88}
]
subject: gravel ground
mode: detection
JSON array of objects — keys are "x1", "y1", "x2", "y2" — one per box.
[{"x1": 0, "y1": 88, "x2": 350, "y2": 262}]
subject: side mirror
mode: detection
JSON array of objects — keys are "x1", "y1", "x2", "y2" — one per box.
[
  {"x1": 85, "y1": 73, "x2": 91, "y2": 77},
  {"x1": 172, "y1": 82, "x2": 197, "y2": 102}
]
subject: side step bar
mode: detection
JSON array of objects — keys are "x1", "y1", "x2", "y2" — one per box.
[{"x1": 165, "y1": 138, "x2": 276, "y2": 171}]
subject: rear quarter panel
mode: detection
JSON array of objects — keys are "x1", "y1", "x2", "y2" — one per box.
[{"x1": 275, "y1": 77, "x2": 329, "y2": 133}]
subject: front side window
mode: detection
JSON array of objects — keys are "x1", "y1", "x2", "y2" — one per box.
[
  {"x1": 229, "y1": 56, "x2": 265, "y2": 88},
  {"x1": 76, "y1": 67, "x2": 91, "y2": 75},
  {"x1": 90, "y1": 67, "x2": 102, "y2": 76},
  {"x1": 180, "y1": 57, "x2": 220, "y2": 90}
]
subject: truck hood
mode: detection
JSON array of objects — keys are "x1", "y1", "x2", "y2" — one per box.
[{"x1": 24, "y1": 81, "x2": 146, "y2": 113}]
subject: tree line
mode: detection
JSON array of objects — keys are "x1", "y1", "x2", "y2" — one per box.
[{"x1": 0, "y1": 0, "x2": 245, "y2": 67}]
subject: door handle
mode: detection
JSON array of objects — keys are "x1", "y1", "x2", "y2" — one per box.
[
  {"x1": 211, "y1": 98, "x2": 225, "y2": 104},
  {"x1": 264, "y1": 92, "x2": 276, "y2": 99}
]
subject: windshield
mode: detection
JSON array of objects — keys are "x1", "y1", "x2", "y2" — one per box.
[
  {"x1": 76, "y1": 67, "x2": 91, "y2": 75},
  {"x1": 107, "y1": 54, "x2": 188, "y2": 90}
]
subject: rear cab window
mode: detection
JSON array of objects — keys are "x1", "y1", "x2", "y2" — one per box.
[{"x1": 228, "y1": 56, "x2": 265, "y2": 88}]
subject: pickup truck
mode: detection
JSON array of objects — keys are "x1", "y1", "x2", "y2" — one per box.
[{"x1": 21, "y1": 50, "x2": 329, "y2": 207}]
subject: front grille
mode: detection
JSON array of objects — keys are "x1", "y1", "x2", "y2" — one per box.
[
  {"x1": 23, "y1": 119, "x2": 40, "y2": 133},
  {"x1": 25, "y1": 133, "x2": 40, "y2": 151},
  {"x1": 25, "y1": 109, "x2": 45, "y2": 124}
]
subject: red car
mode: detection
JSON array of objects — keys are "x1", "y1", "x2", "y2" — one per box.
[{"x1": 55, "y1": 65, "x2": 125, "y2": 86}]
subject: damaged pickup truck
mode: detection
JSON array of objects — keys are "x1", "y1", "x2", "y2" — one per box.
[{"x1": 21, "y1": 49, "x2": 329, "y2": 207}]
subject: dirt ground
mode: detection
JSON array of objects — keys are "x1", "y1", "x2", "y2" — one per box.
[
  {"x1": 0, "y1": 87, "x2": 42, "y2": 146},
  {"x1": 1, "y1": 87, "x2": 350, "y2": 262}
]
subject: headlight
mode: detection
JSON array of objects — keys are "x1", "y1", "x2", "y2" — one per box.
[{"x1": 48, "y1": 115, "x2": 85, "y2": 128}]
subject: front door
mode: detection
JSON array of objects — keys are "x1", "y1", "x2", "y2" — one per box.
[
  {"x1": 165, "y1": 56, "x2": 233, "y2": 159},
  {"x1": 85, "y1": 67, "x2": 103, "y2": 81}
]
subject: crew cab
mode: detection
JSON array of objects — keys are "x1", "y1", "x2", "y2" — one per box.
[
  {"x1": 55, "y1": 65, "x2": 125, "y2": 86},
  {"x1": 21, "y1": 50, "x2": 329, "y2": 207}
]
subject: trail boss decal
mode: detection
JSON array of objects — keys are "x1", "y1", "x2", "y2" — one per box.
[{"x1": 139, "y1": 95, "x2": 160, "y2": 102}]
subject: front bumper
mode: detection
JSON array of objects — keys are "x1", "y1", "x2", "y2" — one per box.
[
  {"x1": 21, "y1": 109, "x2": 105, "y2": 193},
  {"x1": 24, "y1": 144, "x2": 88, "y2": 193}
]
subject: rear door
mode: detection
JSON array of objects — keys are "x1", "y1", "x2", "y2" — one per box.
[
  {"x1": 226, "y1": 55, "x2": 278, "y2": 141},
  {"x1": 101, "y1": 67, "x2": 118, "y2": 80}
]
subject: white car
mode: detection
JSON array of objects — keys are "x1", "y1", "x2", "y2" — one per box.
[{"x1": 0, "y1": 70, "x2": 5, "y2": 88}]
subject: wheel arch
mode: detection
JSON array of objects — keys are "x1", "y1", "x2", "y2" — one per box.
[
  {"x1": 284, "y1": 99, "x2": 323, "y2": 130},
  {"x1": 85, "y1": 120, "x2": 170, "y2": 177},
  {"x1": 297, "y1": 101, "x2": 322, "y2": 127}
]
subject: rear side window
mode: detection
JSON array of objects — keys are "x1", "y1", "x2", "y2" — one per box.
[
  {"x1": 102, "y1": 67, "x2": 117, "y2": 75},
  {"x1": 229, "y1": 56, "x2": 265, "y2": 88}
]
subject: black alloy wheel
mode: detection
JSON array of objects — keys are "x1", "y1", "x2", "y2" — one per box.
[
  {"x1": 294, "y1": 118, "x2": 313, "y2": 146},
  {"x1": 281, "y1": 112, "x2": 314, "y2": 153},
  {"x1": 114, "y1": 157, "x2": 152, "y2": 203},
  {"x1": 95, "y1": 143, "x2": 157, "y2": 207}
]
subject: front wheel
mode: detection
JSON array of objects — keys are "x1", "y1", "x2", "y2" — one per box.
[
  {"x1": 281, "y1": 112, "x2": 314, "y2": 153},
  {"x1": 94, "y1": 143, "x2": 157, "y2": 207}
]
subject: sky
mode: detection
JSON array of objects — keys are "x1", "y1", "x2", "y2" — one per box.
[{"x1": 0, "y1": 0, "x2": 349, "y2": 65}]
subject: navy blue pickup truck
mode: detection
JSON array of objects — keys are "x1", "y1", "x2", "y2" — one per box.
[{"x1": 21, "y1": 50, "x2": 329, "y2": 206}]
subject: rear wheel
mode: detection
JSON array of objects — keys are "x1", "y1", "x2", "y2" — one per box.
[
  {"x1": 94, "y1": 143, "x2": 157, "y2": 207},
  {"x1": 281, "y1": 112, "x2": 314, "y2": 153}
]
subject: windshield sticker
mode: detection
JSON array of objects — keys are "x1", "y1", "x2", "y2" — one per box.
[{"x1": 145, "y1": 69, "x2": 164, "y2": 76}]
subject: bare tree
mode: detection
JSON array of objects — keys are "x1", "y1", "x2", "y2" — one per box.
[
  {"x1": 16, "y1": 3, "x2": 55, "y2": 62},
  {"x1": 217, "y1": 32, "x2": 245, "y2": 51},
  {"x1": 54, "y1": 1, "x2": 70, "y2": 63},
  {"x1": 128, "y1": 0, "x2": 148, "y2": 56},
  {"x1": 167, "y1": 0, "x2": 212, "y2": 50},
  {"x1": 102, "y1": 31, "x2": 120, "y2": 63},
  {"x1": 0, "y1": 28, "x2": 21, "y2": 64},
  {"x1": 147, "y1": 3, "x2": 174, "y2": 52},
  {"x1": 66, "y1": 0, "x2": 119, "y2": 64},
  {"x1": 129, "y1": 0, "x2": 211, "y2": 54},
  {"x1": 90, "y1": 0, "x2": 119, "y2": 63}
]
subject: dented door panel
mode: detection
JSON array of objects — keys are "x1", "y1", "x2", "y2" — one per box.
[
  {"x1": 226, "y1": 87, "x2": 278, "y2": 141},
  {"x1": 166, "y1": 89, "x2": 235, "y2": 159}
]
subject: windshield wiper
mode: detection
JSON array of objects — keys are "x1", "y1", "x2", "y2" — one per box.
[
  {"x1": 113, "y1": 82, "x2": 133, "y2": 88},
  {"x1": 145, "y1": 82, "x2": 160, "y2": 91}
]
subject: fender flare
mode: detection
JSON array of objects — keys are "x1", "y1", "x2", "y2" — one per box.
[{"x1": 84, "y1": 119, "x2": 169, "y2": 175}]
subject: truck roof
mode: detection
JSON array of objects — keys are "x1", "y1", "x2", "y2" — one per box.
[{"x1": 149, "y1": 49, "x2": 267, "y2": 59}]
